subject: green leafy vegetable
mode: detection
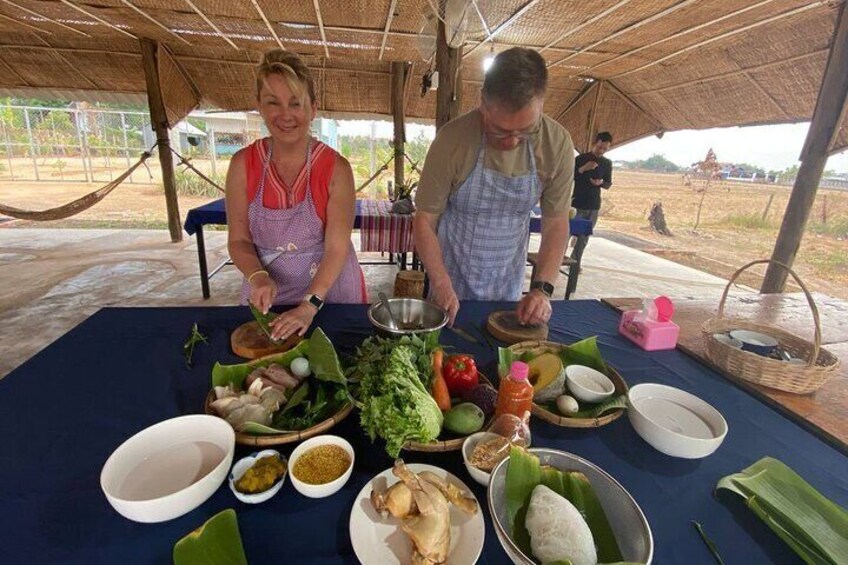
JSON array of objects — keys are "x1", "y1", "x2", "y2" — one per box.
[
  {"x1": 249, "y1": 303, "x2": 280, "y2": 345},
  {"x1": 346, "y1": 332, "x2": 441, "y2": 388},
  {"x1": 183, "y1": 323, "x2": 209, "y2": 369},
  {"x1": 716, "y1": 457, "x2": 848, "y2": 564},
  {"x1": 505, "y1": 447, "x2": 624, "y2": 563},
  {"x1": 353, "y1": 345, "x2": 443, "y2": 457}
]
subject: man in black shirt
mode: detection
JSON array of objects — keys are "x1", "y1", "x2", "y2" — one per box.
[{"x1": 571, "y1": 131, "x2": 613, "y2": 258}]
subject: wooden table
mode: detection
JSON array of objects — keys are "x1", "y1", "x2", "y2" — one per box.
[{"x1": 603, "y1": 293, "x2": 848, "y2": 453}]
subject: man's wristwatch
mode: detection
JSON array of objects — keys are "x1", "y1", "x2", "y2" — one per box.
[
  {"x1": 304, "y1": 293, "x2": 324, "y2": 311},
  {"x1": 530, "y1": 280, "x2": 554, "y2": 298}
]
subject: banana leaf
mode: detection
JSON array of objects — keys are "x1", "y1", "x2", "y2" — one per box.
[
  {"x1": 249, "y1": 303, "x2": 280, "y2": 344},
  {"x1": 716, "y1": 457, "x2": 848, "y2": 565},
  {"x1": 173, "y1": 509, "x2": 247, "y2": 565},
  {"x1": 505, "y1": 447, "x2": 624, "y2": 563},
  {"x1": 559, "y1": 336, "x2": 608, "y2": 374},
  {"x1": 212, "y1": 341, "x2": 308, "y2": 388},
  {"x1": 541, "y1": 394, "x2": 628, "y2": 419}
]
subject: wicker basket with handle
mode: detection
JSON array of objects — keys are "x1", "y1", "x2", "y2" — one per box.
[{"x1": 701, "y1": 259, "x2": 840, "y2": 395}]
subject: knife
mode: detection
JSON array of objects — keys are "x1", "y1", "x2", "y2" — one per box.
[{"x1": 448, "y1": 326, "x2": 481, "y2": 345}]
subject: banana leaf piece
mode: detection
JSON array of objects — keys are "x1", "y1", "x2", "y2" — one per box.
[
  {"x1": 559, "y1": 336, "x2": 608, "y2": 374},
  {"x1": 505, "y1": 447, "x2": 624, "y2": 563},
  {"x1": 173, "y1": 509, "x2": 247, "y2": 565},
  {"x1": 249, "y1": 302, "x2": 280, "y2": 344},
  {"x1": 212, "y1": 341, "x2": 309, "y2": 388},
  {"x1": 716, "y1": 457, "x2": 848, "y2": 565}
]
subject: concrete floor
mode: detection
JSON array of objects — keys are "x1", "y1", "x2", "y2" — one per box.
[{"x1": 0, "y1": 228, "x2": 733, "y2": 378}]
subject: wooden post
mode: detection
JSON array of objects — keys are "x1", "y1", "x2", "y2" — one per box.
[
  {"x1": 586, "y1": 81, "x2": 603, "y2": 152},
  {"x1": 140, "y1": 38, "x2": 182, "y2": 243},
  {"x1": 391, "y1": 61, "x2": 406, "y2": 195},
  {"x1": 761, "y1": 3, "x2": 848, "y2": 292},
  {"x1": 436, "y1": 19, "x2": 462, "y2": 130}
]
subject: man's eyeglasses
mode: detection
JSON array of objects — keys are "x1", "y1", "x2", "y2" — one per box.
[{"x1": 484, "y1": 122, "x2": 541, "y2": 141}]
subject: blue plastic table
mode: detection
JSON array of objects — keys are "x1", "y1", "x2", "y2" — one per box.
[
  {"x1": 183, "y1": 199, "x2": 594, "y2": 300},
  {"x1": 0, "y1": 300, "x2": 844, "y2": 564}
]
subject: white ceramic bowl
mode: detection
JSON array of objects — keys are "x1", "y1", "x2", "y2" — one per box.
[
  {"x1": 100, "y1": 415, "x2": 235, "y2": 523},
  {"x1": 627, "y1": 384, "x2": 728, "y2": 459},
  {"x1": 566, "y1": 365, "x2": 615, "y2": 403},
  {"x1": 461, "y1": 432, "x2": 501, "y2": 487},
  {"x1": 288, "y1": 435, "x2": 354, "y2": 498},
  {"x1": 228, "y1": 449, "x2": 287, "y2": 504}
]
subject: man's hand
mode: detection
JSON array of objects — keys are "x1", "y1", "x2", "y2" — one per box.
[
  {"x1": 430, "y1": 276, "x2": 460, "y2": 327},
  {"x1": 579, "y1": 161, "x2": 599, "y2": 174},
  {"x1": 516, "y1": 289, "x2": 552, "y2": 326},
  {"x1": 590, "y1": 178, "x2": 604, "y2": 186}
]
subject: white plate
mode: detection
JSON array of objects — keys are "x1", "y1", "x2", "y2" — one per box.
[{"x1": 349, "y1": 464, "x2": 485, "y2": 565}]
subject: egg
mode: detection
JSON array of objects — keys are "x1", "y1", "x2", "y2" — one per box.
[
  {"x1": 556, "y1": 395, "x2": 580, "y2": 416},
  {"x1": 290, "y1": 357, "x2": 311, "y2": 378}
]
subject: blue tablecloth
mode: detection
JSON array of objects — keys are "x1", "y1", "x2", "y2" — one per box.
[
  {"x1": 3, "y1": 301, "x2": 843, "y2": 564},
  {"x1": 183, "y1": 199, "x2": 593, "y2": 238}
]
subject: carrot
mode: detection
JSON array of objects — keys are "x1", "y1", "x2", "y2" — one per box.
[{"x1": 431, "y1": 349, "x2": 451, "y2": 411}]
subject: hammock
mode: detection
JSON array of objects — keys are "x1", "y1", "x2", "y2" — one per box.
[{"x1": 0, "y1": 149, "x2": 154, "y2": 221}]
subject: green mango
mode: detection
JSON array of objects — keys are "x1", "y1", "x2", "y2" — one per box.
[{"x1": 443, "y1": 402, "x2": 485, "y2": 435}]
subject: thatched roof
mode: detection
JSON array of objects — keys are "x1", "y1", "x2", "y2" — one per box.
[{"x1": 0, "y1": 0, "x2": 846, "y2": 151}]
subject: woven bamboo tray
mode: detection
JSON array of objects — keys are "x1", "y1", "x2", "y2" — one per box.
[
  {"x1": 205, "y1": 390, "x2": 353, "y2": 447},
  {"x1": 702, "y1": 259, "x2": 840, "y2": 395},
  {"x1": 404, "y1": 373, "x2": 496, "y2": 452},
  {"x1": 509, "y1": 340, "x2": 628, "y2": 428}
]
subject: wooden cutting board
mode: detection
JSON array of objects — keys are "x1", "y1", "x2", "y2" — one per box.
[
  {"x1": 230, "y1": 320, "x2": 303, "y2": 359},
  {"x1": 486, "y1": 310, "x2": 549, "y2": 344}
]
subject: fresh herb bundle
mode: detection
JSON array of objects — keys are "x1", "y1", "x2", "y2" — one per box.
[{"x1": 183, "y1": 323, "x2": 209, "y2": 368}]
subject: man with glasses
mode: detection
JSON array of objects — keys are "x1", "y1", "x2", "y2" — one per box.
[{"x1": 414, "y1": 47, "x2": 574, "y2": 326}]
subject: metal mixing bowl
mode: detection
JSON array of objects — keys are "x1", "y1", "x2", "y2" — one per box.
[
  {"x1": 487, "y1": 448, "x2": 654, "y2": 564},
  {"x1": 367, "y1": 298, "x2": 448, "y2": 337}
]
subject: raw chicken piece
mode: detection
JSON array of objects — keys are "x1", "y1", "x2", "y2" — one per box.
[
  {"x1": 370, "y1": 481, "x2": 418, "y2": 519},
  {"x1": 393, "y1": 460, "x2": 450, "y2": 564}
]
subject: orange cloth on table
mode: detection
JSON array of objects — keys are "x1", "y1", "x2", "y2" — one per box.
[{"x1": 245, "y1": 137, "x2": 334, "y2": 225}]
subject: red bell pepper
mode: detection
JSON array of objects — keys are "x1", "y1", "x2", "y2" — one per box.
[{"x1": 442, "y1": 354, "x2": 479, "y2": 397}]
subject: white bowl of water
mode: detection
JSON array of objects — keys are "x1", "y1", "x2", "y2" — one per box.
[{"x1": 100, "y1": 415, "x2": 235, "y2": 523}]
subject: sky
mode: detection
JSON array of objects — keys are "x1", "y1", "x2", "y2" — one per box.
[{"x1": 336, "y1": 120, "x2": 848, "y2": 175}]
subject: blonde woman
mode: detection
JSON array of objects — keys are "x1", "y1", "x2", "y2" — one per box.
[{"x1": 226, "y1": 50, "x2": 366, "y2": 341}]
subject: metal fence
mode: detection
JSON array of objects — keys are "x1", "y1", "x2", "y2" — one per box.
[{"x1": 0, "y1": 105, "x2": 161, "y2": 183}]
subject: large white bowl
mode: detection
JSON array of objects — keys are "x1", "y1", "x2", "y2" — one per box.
[
  {"x1": 100, "y1": 415, "x2": 235, "y2": 523},
  {"x1": 488, "y1": 448, "x2": 653, "y2": 564},
  {"x1": 627, "y1": 383, "x2": 728, "y2": 459},
  {"x1": 288, "y1": 435, "x2": 354, "y2": 498}
]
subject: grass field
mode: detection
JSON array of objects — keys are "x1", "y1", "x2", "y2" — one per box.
[{"x1": 1, "y1": 166, "x2": 846, "y2": 299}]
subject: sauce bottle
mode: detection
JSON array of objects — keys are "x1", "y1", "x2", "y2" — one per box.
[{"x1": 495, "y1": 361, "x2": 534, "y2": 419}]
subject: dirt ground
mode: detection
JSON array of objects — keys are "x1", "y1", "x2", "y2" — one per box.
[{"x1": 2, "y1": 168, "x2": 846, "y2": 299}]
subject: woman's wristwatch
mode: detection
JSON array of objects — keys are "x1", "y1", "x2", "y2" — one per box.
[
  {"x1": 304, "y1": 293, "x2": 324, "y2": 311},
  {"x1": 530, "y1": 280, "x2": 554, "y2": 298}
]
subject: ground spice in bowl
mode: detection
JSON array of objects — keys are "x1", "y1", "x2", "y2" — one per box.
[{"x1": 292, "y1": 444, "x2": 351, "y2": 485}]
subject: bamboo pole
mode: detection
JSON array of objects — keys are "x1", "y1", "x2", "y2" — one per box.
[
  {"x1": 140, "y1": 38, "x2": 182, "y2": 243},
  {"x1": 391, "y1": 61, "x2": 406, "y2": 194},
  {"x1": 436, "y1": 19, "x2": 462, "y2": 131},
  {"x1": 762, "y1": 2, "x2": 848, "y2": 293}
]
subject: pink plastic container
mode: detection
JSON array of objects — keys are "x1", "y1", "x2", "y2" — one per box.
[{"x1": 619, "y1": 296, "x2": 680, "y2": 351}]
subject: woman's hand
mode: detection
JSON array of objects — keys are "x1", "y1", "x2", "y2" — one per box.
[
  {"x1": 269, "y1": 302, "x2": 317, "y2": 341},
  {"x1": 249, "y1": 273, "x2": 277, "y2": 314}
]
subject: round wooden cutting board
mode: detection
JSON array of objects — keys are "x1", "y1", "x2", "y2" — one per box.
[
  {"x1": 230, "y1": 320, "x2": 303, "y2": 359},
  {"x1": 486, "y1": 310, "x2": 549, "y2": 344}
]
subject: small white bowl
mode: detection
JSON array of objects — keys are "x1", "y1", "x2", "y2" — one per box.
[
  {"x1": 288, "y1": 435, "x2": 354, "y2": 498},
  {"x1": 627, "y1": 383, "x2": 727, "y2": 459},
  {"x1": 713, "y1": 333, "x2": 743, "y2": 349},
  {"x1": 461, "y1": 432, "x2": 500, "y2": 486},
  {"x1": 228, "y1": 449, "x2": 287, "y2": 504},
  {"x1": 566, "y1": 365, "x2": 615, "y2": 403},
  {"x1": 100, "y1": 415, "x2": 235, "y2": 523}
]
